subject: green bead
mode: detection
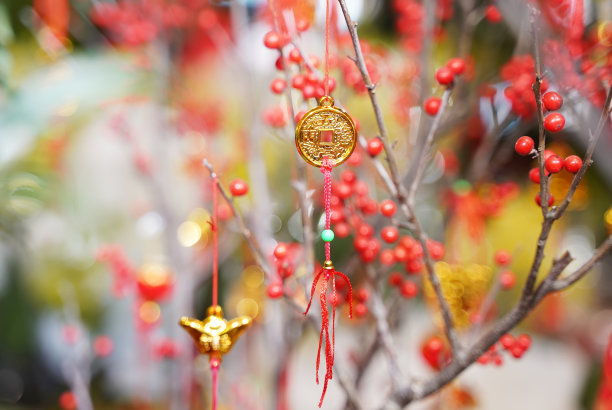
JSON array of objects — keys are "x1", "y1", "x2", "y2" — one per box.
[{"x1": 321, "y1": 229, "x2": 334, "y2": 242}]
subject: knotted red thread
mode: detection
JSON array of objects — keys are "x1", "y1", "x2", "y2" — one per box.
[{"x1": 304, "y1": 156, "x2": 353, "y2": 408}]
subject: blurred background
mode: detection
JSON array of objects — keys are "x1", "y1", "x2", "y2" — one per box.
[{"x1": 0, "y1": 0, "x2": 612, "y2": 409}]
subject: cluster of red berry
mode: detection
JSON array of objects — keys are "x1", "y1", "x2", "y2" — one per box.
[
  {"x1": 494, "y1": 249, "x2": 516, "y2": 290},
  {"x1": 96, "y1": 244, "x2": 135, "y2": 298},
  {"x1": 339, "y1": 39, "x2": 381, "y2": 94},
  {"x1": 477, "y1": 333, "x2": 532, "y2": 365},
  {"x1": 266, "y1": 242, "x2": 302, "y2": 299},
  {"x1": 90, "y1": 1, "x2": 216, "y2": 47},
  {"x1": 392, "y1": 0, "x2": 424, "y2": 53},
  {"x1": 424, "y1": 57, "x2": 466, "y2": 115},
  {"x1": 501, "y1": 55, "x2": 547, "y2": 117}
]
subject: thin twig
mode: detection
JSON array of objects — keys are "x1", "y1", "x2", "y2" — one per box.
[
  {"x1": 551, "y1": 236, "x2": 612, "y2": 292},
  {"x1": 407, "y1": 87, "x2": 453, "y2": 206},
  {"x1": 202, "y1": 158, "x2": 272, "y2": 275}
]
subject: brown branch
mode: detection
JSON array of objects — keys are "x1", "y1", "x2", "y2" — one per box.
[
  {"x1": 365, "y1": 265, "x2": 404, "y2": 388},
  {"x1": 551, "y1": 236, "x2": 612, "y2": 292},
  {"x1": 337, "y1": 0, "x2": 405, "y2": 202}
]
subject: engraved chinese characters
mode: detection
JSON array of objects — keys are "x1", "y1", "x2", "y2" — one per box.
[{"x1": 295, "y1": 96, "x2": 357, "y2": 167}]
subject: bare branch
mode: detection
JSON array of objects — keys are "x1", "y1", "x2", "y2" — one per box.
[
  {"x1": 551, "y1": 236, "x2": 612, "y2": 292},
  {"x1": 407, "y1": 87, "x2": 453, "y2": 206}
]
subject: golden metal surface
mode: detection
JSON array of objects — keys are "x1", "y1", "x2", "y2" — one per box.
[
  {"x1": 179, "y1": 306, "x2": 251, "y2": 357},
  {"x1": 295, "y1": 96, "x2": 356, "y2": 167}
]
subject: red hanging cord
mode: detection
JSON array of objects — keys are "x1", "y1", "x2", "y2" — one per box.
[
  {"x1": 212, "y1": 175, "x2": 219, "y2": 307},
  {"x1": 210, "y1": 177, "x2": 220, "y2": 410},
  {"x1": 324, "y1": 0, "x2": 330, "y2": 97},
  {"x1": 304, "y1": 157, "x2": 353, "y2": 408}
]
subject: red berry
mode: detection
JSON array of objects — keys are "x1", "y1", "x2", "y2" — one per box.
[
  {"x1": 357, "y1": 288, "x2": 370, "y2": 302},
  {"x1": 292, "y1": 75, "x2": 305, "y2": 90},
  {"x1": 421, "y1": 336, "x2": 446, "y2": 370},
  {"x1": 270, "y1": 78, "x2": 286, "y2": 94},
  {"x1": 266, "y1": 283, "x2": 283, "y2": 298},
  {"x1": 400, "y1": 280, "x2": 418, "y2": 298},
  {"x1": 435, "y1": 67, "x2": 454, "y2": 85},
  {"x1": 424, "y1": 97, "x2": 442, "y2": 115},
  {"x1": 93, "y1": 335, "x2": 114, "y2": 357},
  {"x1": 229, "y1": 179, "x2": 249, "y2": 196},
  {"x1": 426, "y1": 239, "x2": 445, "y2": 260},
  {"x1": 59, "y1": 392, "x2": 77, "y2": 410},
  {"x1": 494, "y1": 249, "x2": 512, "y2": 266},
  {"x1": 393, "y1": 246, "x2": 409, "y2": 262},
  {"x1": 388, "y1": 271, "x2": 403, "y2": 287},
  {"x1": 499, "y1": 270, "x2": 516, "y2": 290},
  {"x1": 296, "y1": 18, "x2": 310, "y2": 32},
  {"x1": 357, "y1": 224, "x2": 374, "y2": 238},
  {"x1": 510, "y1": 345, "x2": 524, "y2": 358},
  {"x1": 380, "y1": 249, "x2": 395, "y2": 265},
  {"x1": 380, "y1": 199, "x2": 397, "y2": 217},
  {"x1": 336, "y1": 183, "x2": 352, "y2": 199},
  {"x1": 341, "y1": 170, "x2": 357, "y2": 184},
  {"x1": 354, "y1": 303, "x2": 368, "y2": 318},
  {"x1": 477, "y1": 354, "x2": 490, "y2": 365},
  {"x1": 544, "y1": 113, "x2": 565, "y2": 133},
  {"x1": 263, "y1": 31, "x2": 281, "y2": 49},
  {"x1": 446, "y1": 57, "x2": 466, "y2": 75},
  {"x1": 288, "y1": 48, "x2": 302, "y2": 63},
  {"x1": 542, "y1": 91, "x2": 563, "y2": 111},
  {"x1": 484, "y1": 5, "x2": 502, "y2": 23},
  {"x1": 500, "y1": 334, "x2": 516, "y2": 350},
  {"x1": 274, "y1": 243, "x2": 288, "y2": 259},
  {"x1": 381, "y1": 226, "x2": 399, "y2": 243},
  {"x1": 367, "y1": 138, "x2": 384, "y2": 156},
  {"x1": 545, "y1": 155, "x2": 563, "y2": 174},
  {"x1": 302, "y1": 84, "x2": 316, "y2": 99},
  {"x1": 516, "y1": 334, "x2": 531, "y2": 350},
  {"x1": 515, "y1": 136, "x2": 535, "y2": 156},
  {"x1": 564, "y1": 155, "x2": 582, "y2": 173},
  {"x1": 535, "y1": 193, "x2": 554, "y2": 207},
  {"x1": 354, "y1": 236, "x2": 369, "y2": 252},
  {"x1": 406, "y1": 258, "x2": 423, "y2": 274},
  {"x1": 528, "y1": 167, "x2": 540, "y2": 184},
  {"x1": 335, "y1": 222, "x2": 350, "y2": 238},
  {"x1": 493, "y1": 355, "x2": 503, "y2": 366}
]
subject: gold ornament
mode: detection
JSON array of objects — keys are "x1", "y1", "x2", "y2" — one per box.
[
  {"x1": 179, "y1": 305, "x2": 251, "y2": 360},
  {"x1": 295, "y1": 96, "x2": 356, "y2": 167}
]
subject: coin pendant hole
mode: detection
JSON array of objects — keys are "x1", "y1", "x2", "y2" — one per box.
[{"x1": 319, "y1": 129, "x2": 334, "y2": 145}]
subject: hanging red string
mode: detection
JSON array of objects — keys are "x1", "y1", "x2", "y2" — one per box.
[
  {"x1": 324, "y1": 0, "x2": 330, "y2": 97},
  {"x1": 210, "y1": 176, "x2": 220, "y2": 410},
  {"x1": 303, "y1": 157, "x2": 353, "y2": 408}
]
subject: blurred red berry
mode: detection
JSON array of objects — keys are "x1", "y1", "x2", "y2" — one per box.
[
  {"x1": 388, "y1": 271, "x2": 403, "y2": 287},
  {"x1": 274, "y1": 243, "x2": 288, "y2": 259},
  {"x1": 494, "y1": 249, "x2": 512, "y2": 266},
  {"x1": 400, "y1": 280, "x2": 419, "y2": 298},
  {"x1": 354, "y1": 303, "x2": 368, "y2": 318},
  {"x1": 263, "y1": 31, "x2": 282, "y2": 49},
  {"x1": 381, "y1": 226, "x2": 400, "y2": 243},
  {"x1": 93, "y1": 335, "x2": 114, "y2": 357},
  {"x1": 59, "y1": 392, "x2": 77, "y2": 410},
  {"x1": 356, "y1": 288, "x2": 370, "y2": 302},
  {"x1": 517, "y1": 334, "x2": 532, "y2": 350},
  {"x1": 545, "y1": 155, "x2": 563, "y2": 174},
  {"x1": 266, "y1": 283, "x2": 283, "y2": 298},
  {"x1": 380, "y1": 199, "x2": 397, "y2": 217},
  {"x1": 435, "y1": 67, "x2": 454, "y2": 85},
  {"x1": 367, "y1": 138, "x2": 384, "y2": 156},
  {"x1": 446, "y1": 57, "x2": 466, "y2": 75},
  {"x1": 229, "y1": 179, "x2": 249, "y2": 196},
  {"x1": 499, "y1": 270, "x2": 516, "y2": 290},
  {"x1": 424, "y1": 97, "x2": 442, "y2": 115},
  {"x1": 500, "y1": 334, "x2": 516, "y2": 350},
  {"x1": 270, "y1": 78, "x2": 286, "y2": 94},
  {"x1": 484, "y1": 5, "x2": 502, "y2": 23}
]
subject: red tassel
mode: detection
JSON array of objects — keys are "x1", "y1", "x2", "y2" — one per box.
[{"x1": 304, "y1": 266, "x2": 353, "y2": 407}]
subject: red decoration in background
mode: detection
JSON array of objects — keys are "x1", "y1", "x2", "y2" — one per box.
[
  {"x1": 597, "y1": 332, "x2": 612, "y2": 409},
  {"x1": 34, "y1": 0, "x2": 70, "y2": 42}
]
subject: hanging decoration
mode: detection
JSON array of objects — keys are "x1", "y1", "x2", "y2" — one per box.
[
  {"x1": 294, "y1": 0, "x2": 356, "y2": 406},
  {"x1": 179, "y1": 173, "x2": 252, "y2": 410}
]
